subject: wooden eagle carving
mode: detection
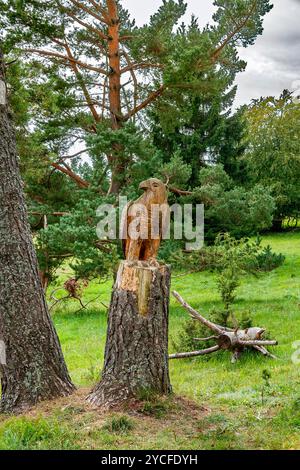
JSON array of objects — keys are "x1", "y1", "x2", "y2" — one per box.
[{"x1": 121, "y1": 178, "x2": 169, "y2": 264}]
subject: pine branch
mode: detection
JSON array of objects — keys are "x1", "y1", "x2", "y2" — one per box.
[
  {"x1": 64, "y1": 9, "x2": 109, "y2": 40},
  {"x1": 86, "y1": 0, "x2": 109, "y2": 21},
  {"x1": 212, "y1": 1, "x2": 258, "y2": 61},
  {"x1": 122, "y1": 85, "x2": 165, "y2": 121},
  {"x1": 67, "y1": 0, "x2": 109, "y2": 25},
  {"x1": 168, "y1": 186, "x2": 193, "y2": 196},
  {"x1": 122, "y1": 50, "x2": 138, "y2": 120},
  {"x1": 121, "y1": 62, "x2": 164, "y2": 74},
  {"x1": 59, "y1": 148, "x2": 91, "y2": 161},
  {"x1": 119, "y1": 35, "x2": 135, "y2": 42},
  {"x1": 22, "y1": 48, "x2": 108, "y2": 75},
  {"x1": 63, "y1": 41, "x2": 101, "y2": 122},
  {"x1": 51, "y1": 162, "x2": 90, "y2": 188}
]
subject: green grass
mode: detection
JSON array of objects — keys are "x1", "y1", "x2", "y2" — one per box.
[
  {"x1": 0, "y1": 416, "x2": 80, "y2": 450},
  {"x1": 1, "y1": 231, "x2": 300, "y2": 450}
]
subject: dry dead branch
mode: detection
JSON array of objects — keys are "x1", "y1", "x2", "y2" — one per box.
[{"x1": 169, "y1": 291, "x2": 278, "y2": 363}]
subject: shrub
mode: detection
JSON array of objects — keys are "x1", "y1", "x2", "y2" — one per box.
[
  {"x1": 172, "y1": 317, "x2": 212, "y2": 353},
  {"x1": 169, "y1": 235, "x2": 285, "y2": 275},
  {"x1": 196, "y1": 166, "x2": 275, "y2": 241},
  {"x1": 252, "y1": 245, "x2": 285, "y2": 272}
]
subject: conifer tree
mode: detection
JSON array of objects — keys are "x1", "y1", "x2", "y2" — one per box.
[{"x1": 0, "y1": 48, "x2": 75, "y2": 413}]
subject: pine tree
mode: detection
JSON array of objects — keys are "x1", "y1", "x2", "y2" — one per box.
[
  {"x1": 1, "y1": 0, "x2": 273, "y2": 193},
  {"x1": 0, "y1": 48, "x2": 75, "y2": 413}
]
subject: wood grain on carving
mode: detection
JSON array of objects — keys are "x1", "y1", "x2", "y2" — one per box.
[{"x1": 121, "y1": 178, "x2": 169, "y2": 264}]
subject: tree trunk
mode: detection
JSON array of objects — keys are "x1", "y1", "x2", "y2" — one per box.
[
  {"x1": 107, "y1": 0, "x2": 121, "y2": 124},
  {"x1": 87, "y1": 261, "x2": 172, "y2": 408},
  {"x1": 106, "y1": 0, "x2": 127, "y2": 195},
  {"x1": 0, "y1": 50, "x2": 75, "y2": 413}
]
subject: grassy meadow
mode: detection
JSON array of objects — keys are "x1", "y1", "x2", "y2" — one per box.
[{"x1": 0, "y1": 232, "x2": 300, "y2": 450}]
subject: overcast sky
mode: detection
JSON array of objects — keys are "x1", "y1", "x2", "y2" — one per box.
[{"x1": 123, "y1": 0, "x2": 300, "y2": 108}]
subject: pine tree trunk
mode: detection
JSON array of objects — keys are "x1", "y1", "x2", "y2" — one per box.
[
  {"x1": 0, "y1": 50, "x2": 75, "y2": 413},
  {"x1": 106, "y1": 0, "x2": 127, "y2": 195},
  {"x1": 87, "y1": 261, "x2": 172, "y2": 408}
]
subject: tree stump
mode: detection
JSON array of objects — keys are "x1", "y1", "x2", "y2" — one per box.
[{"x1": 87, "y1": 261, "x2": 172, "y2": 408}]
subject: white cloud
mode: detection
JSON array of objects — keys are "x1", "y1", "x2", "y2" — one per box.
[
  {"x1": 235, "y1": 0, "x2": 300, "y2": 106},
  {"x1": 122, "y1": 0, "x2": 300, "y2": 107},
  {"x1": 122, "y1": 0, "x2": 215, "y2": 27}
]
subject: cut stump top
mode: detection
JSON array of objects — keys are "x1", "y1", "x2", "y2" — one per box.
[{"x1": 115, "y1": 261, "x2": 170, "y2": 316}]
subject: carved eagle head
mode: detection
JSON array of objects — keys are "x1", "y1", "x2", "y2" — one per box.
[{"x1": 139, "y1": 178, "x2": 167, "y2": 204}]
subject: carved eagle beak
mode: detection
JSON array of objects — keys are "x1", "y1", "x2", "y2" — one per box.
[{"x1": 139, "y1": 180, "x2": 149, "y2": 191}]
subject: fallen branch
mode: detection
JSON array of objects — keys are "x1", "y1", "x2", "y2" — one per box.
[
  {"x1": 172, "y1": 291, "x2": 223, "y2": 335},
  {"x1": 238, "y1": 339, "x2": 278, "y2": 347},
  {"x1": 194, "y1": 336, "x2": 219, "y2": 342},
  {"x1": 170, "y1": 291, "x2": 278, "y2": 363},
  {"x1": 253, "y1": 345, "x2": 277, "y2": 359},
  {"x1": 169, "y1": 345, "x2": 220, "y2": 360}
]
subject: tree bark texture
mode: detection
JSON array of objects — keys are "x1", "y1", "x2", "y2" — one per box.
[
  {"x1": 87, "y1": 261, "x2": 172, "y2": 408},
  {"x1": 0, "y1": 50, "x2": 75, "y2": 413}
]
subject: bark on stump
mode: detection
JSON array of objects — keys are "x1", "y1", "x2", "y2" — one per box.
[{"x1": 87, "y1": 261, "x2": 172, "y2": 408}]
